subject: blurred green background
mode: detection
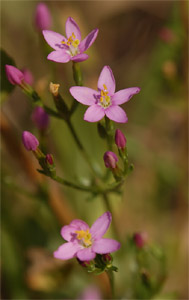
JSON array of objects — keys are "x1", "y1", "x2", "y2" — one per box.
[{"x1": 1, "y1": 1, "x2": 188, "y2": 299}]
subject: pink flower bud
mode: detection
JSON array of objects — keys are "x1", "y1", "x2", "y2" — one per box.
[
  {"x1": 22, "y1": 131, "x2": 39, "y2": 151},
  {"x1": 45, "y1": 154, "x2": 53, "y2": 165},
  {"x1": 133, "y1": 232, "x2": 148, "y2": 248},
  {"x1": 5, "y1": 65, "x2": 24, "y2": 85},
  {"x1": 31, "y1": 106, "x2": 49, "y2": 130},
  {"x1": 103, "y1": 151, "x2": 118, "y2": 169},
  {"x1": 34, "y1": 2, "x2": 52, "y2": 31},
  {"x1": 115, "y1": 129, "x2": 127, "y2": 149},
  {"x1": 102, "y1": 253, "x2": 112, "y2": 264},
  {"x1": 22, "y1": 68, "x2": 34, "y2": 85}
]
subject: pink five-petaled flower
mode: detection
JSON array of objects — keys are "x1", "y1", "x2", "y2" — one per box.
[
  {"x1": 42, "y1": 17, "x2": 99, "y2": 63},
  {"x1": 70, "y1": 66, "x2": 140, "y2": 123},
  {"x1": 54, "y1": 212, "x2": 120, "y2": 261}
]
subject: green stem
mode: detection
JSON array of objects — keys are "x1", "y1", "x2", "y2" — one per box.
[
  {"x1": 106, "y1": 270, "x2": 115, "y2": 299},
  {"x1": 50, "y1": 175, "x2": 97, "y2": 193},
  {"x1": 66, "y1": 119, "x2": 98, "y2": 177},
  {"x1": 105, "y1": 116, "x2": 115, "y2": 151},
  {"x1": 70, "y1": 62, "x2": 83, "y2": 115}
]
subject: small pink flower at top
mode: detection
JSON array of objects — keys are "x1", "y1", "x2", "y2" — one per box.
[
  {"x1": 70, "y1": 66, "x2": 140, "y2": 123},
  {"x1": 54, "y1": 212, "x2": 120, "y2": 261},
  {"x1": 42, "y1": 17, "x2": 99, "y2": 63}
]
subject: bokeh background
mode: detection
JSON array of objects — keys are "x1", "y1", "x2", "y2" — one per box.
[{"x1": 1, "y1": 1, "x2": 188, "y2": 299}]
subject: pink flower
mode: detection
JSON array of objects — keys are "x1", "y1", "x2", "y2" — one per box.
[
  {"x1": 5, "y1": 65, "x2": 24, "y2": 85},
  {"x1": 22, "y1": 131, "x2": 39, "y2": 151},
  {"x1": 103, "y1": 151, "x2": 118, "y2": 169},
  {"x1": 34, "y1": 2, "x2": 52, "y2": 31},
  {"x1": 54, "y1": 212, "x2": 120, "y2": 261},
  {"x1": 43, "y1": 17, "x2": 98, "y2": 63},
  {"x1": 70, "y1": 66, "x2": 140, "y2": 123},
  {"x1": 115, "y1": 129, "x2": 127, "y2": 149}
]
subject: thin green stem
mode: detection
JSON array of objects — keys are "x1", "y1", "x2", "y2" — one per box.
[
  {"x1": 105, "y1": 116, "x2": 115, "y2": 151},
  {"x1": 106, "y1": 270, "x2": 115, "y2": 299},
  {"x1": 66, "y1": 119, "x2": 98, "y2": 177}
]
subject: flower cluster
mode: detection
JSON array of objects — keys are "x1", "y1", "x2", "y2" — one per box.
[{"x1": 5, "y1": 8, "x2": 141, "y2": 273}]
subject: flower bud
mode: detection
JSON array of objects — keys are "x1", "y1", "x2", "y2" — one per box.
[
  {"x1": 103, "y1": 151, "x2": 118, "y2": 169},
  {"x1": 34, "y1": 2, "x2": 52, "y2": 31},
  {"x1": 49, "y1": 82, "x2": 60, "y2": 97},
  {"x1": 102, "y1": 253, "x2": 112, "y2": 264},
  {"x1": 77, "y1": 258, "x2": 91, "y2": 268},
  {"x1": 5, "y1": 65, "x2": 24, "y2": 85},
  {"x1": 115, "y1": 129, "x2": 127, "y2": 149},
  {"x1": 45, "y1": 154, "x2": 54, "y2": 165},
  {"x1": 22, "y1": 68, "x2": 34, "y2": 85},
  {"x1": 22, "y1": 131, "x2": 39, "y2": 151},
  {"x1": 31, "y1": 106, "x2": 50, "y2": 131},
  {"x1": 133, "y1": 232, "x2": 148, "y2": 248}
]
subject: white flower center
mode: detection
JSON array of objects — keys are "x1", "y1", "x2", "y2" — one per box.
[
  {"x1": 99, "y1": 84, "x2": 111, "y2": 109},
  {"x1": 61, "y1": 32, "x2": 80, "y2": 57}
]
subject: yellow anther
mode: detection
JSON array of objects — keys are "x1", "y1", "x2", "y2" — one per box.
[
  {"x1": 103, "y1": 84, "x2": 108, "y2": 90},
  {"x1": 75, "y1": 229, "x2": 92, "y2": 247},
  {"x1": 105, "y1": 95, "x2": 110, "y2": 103},
  {"x1": 72, "y1": 39, "x2": 80, "y2": 48},
  {"x1": 61, "y1": 40, "x2": 66, "y2": 44},
  {"x1": 100, "y1": 96, "x2": 103, "y2": 102},
  {"x1": 72, "y1": 32, "x2": 76, "y2": 39}
]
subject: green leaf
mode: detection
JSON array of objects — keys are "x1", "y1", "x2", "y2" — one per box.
[{"x1": 0, "y1": 49, "x2": 16, "y2": 102}]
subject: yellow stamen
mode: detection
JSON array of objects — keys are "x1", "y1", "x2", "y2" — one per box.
[
  {"x1": 72, "y1": 32, "x2": 76, "y2": 39},
  {"x1": 75, "y1": 229, "x2": 92, "y2": 247},
  {"x1": 72, "y1": 39, "x2": 80, "y2": 48},
  {"x1": 103, "y1": 84, "x2": 108, "y2": 90}
]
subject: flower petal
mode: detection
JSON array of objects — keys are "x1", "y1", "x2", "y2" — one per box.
[
  {"x1": 90, "y1": 212, "x2": 112, "y2": 240},
  {"x1": 77, "y1": 248, "x2": 96, "y2": 261},
  {"x1": 71, "y1": 53, "x2": 89, "y2": 62},
  {"x1": 61, "y1": 225, "x2": 78, "y2": 242},
  {"x1": 65, "y1": 17, "x2": 81, "y2": 40},
  {"x1": 70, "y1": 219, "x2": 89, "y2": 231},
  {"x1": 42, "y1": 30, "x2": 66, "y2": 50},
  {"x1": 105, "y1": 105, "x2": 128, "y2": 123},
  {"x1": 47, "y1": 50, "x2": 71, "y2": 63},
  {"x1": 112, "y1": 87, "x2": 141, "y2": 105},
  {"x1": 54, "y1": 242, "x2": 80, "y2": 260},
  {"x1": 98, "y1": 66, "x2": 115, "y2": 95},
  {"x1": 92, "y1": 238, "x2": 121, "y2": 254},
  {"x1": 69, "y1": 87, "x2": 98, "y2": 105},
  {"x1": 79, "y1": 28, "x2": 99, "y2": 52},
  {"x1": 84, "y1": 105, "x2": 105, "y2": 122}
]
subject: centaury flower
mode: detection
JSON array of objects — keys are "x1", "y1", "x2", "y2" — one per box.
[
  {"x1": 54, "y1": 212, "x2": 120, "y2": 261},
  {"x1": 43, "y1": 17, "x2": 98, "y2": 63},
  {"x1": 70, "y1": 66, "x2": 140, "y2": 123}
]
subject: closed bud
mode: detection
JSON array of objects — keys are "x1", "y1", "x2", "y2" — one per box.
[
  {"x1": 102, "y1": 253, "x2": 112, "y2": 264},
  {"x1": 103, "y1": 151, "x2": 118, "y2": 169},
  {"x1": 133, "y1": 232, "x2": 148, "y2": 248},
  {"x1": 22, "y1": 131, "x2": 39, "y2": 151},
  {"x1": 34, "y1": 2, "x2": 52, "y2": 31},
  {"x1": 115, "y1": 129, "x2": 126, "y2": 149},
  {"x1": 5, "y1": 65, "x2": 24, "y2": 86},
  {"x1": 31, "y1": 106, "x2": 49, "y2": 131},
  {"x1": 45, "y1": 154, "x2": 54, "y2": 165}
]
